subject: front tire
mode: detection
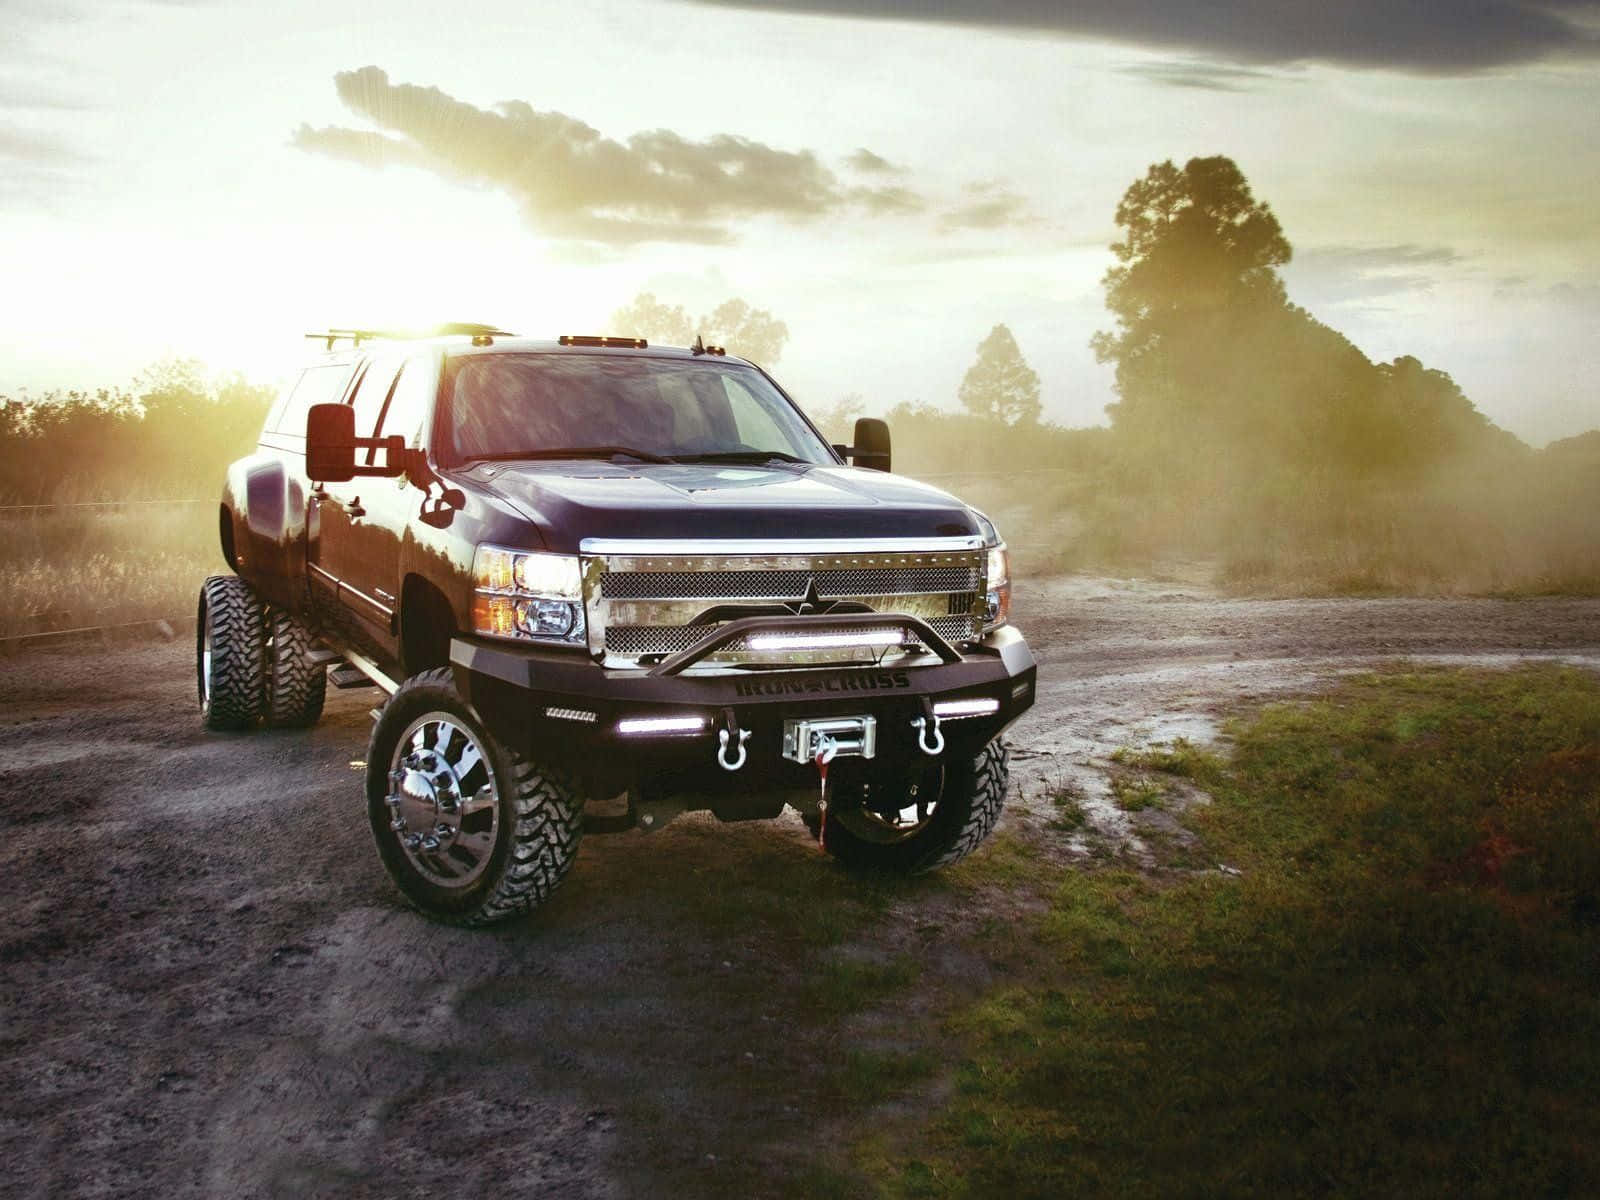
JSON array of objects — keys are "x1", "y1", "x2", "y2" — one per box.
[
  {"x1": 197, "y1": 575, "x2": 265, "y2": 731},
  {"x1": 818, "y1": 738, "x2": 1009, "y2": 874},
  {"x1": 366, "y1": 668, "x2": 584, "y2": 925}
]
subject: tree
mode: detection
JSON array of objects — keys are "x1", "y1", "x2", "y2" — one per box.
[
  {"x1": 610, "y1": 292, "x2": 790, "y2": 365},
  {"x1": 1092, "y1": 156, "x2": 1290, "y2": 371},
  {"x1": 958, "y1": 324, "x2": 1040, "y2": 426}
]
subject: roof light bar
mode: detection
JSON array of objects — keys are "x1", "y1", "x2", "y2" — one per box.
[
  {"x1": 616, "y1": 715, "x2": 707, "y2": 736},
  {"x1": 932, "y1": 698, "x2": 1001, "y2": 719},
  {"x1": 745, "y1": 629, "x2": 907, "y2": 652}
]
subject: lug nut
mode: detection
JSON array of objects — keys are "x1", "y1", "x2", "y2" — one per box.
[
  {"x1": 420, "y1": 835, "x2": 440, "y2": 852},
  {"x1": 390, "y1": 818, "x2": 406, "y2": 832},
  {"x1": 404, "y1": 834, "x2": 422, "y2": 850}
]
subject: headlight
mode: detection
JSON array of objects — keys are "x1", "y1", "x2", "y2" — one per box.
[
  {"x1": 984, "y1": 541, "x2": 1011, "y2": 632},
  {"x1": 471, "y1": 545, "x2": 586, "y2": 644}
]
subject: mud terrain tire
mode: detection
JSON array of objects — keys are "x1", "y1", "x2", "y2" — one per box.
[
  {"x1": 263, "y1": 607, "x2": 327, "y2": 728},
  {"x1": 197, "y1": 575, "x2": 264, "y2": 731},
  {"x1": 366, "y1": 668, "x2": 584, "y2": 925},
  {"x1": 818, "y1": 738, "x2": 1009, "y2": 874}
]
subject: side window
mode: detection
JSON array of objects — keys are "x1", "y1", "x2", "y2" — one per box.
[
  {"x1": 348, "y1": 353, "x2": 404, "y2": 442},
  {"x1": 376, "y1": 355, "x2": 437, "y2": 449},
  {"x1": 723, "y1": 375, "x2": 789, "y2": 449},
  {"x1": 276, "y1": 363, "x2": 357, "y2": 436}
]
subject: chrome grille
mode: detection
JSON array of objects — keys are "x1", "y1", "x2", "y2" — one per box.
[
  {"x1": 586, "y1": 544, "x2": 987, "y2": 670},
  {"x1": 600, "y1": 566, "x2": 979, "y2": 600}
]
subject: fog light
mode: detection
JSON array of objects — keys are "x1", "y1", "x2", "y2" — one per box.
[
  {"x1": 617, "y1": 715, "x2": 707, "y2": 736},
  {"x1": 933, "y1": 698, "x2": 1000, "y2": 719}
]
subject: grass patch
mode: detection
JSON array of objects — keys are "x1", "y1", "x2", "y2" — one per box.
[
  {"x1": 883, "y1": 664, "x2": 1600, "y2": 1198},
  {"x1": 1046, "y1": 784, "x2": 1087, "y2": 832},
  {"x1": 803, "y1": 954, "x2": 922, "y2": 1018},
  {"x1": 1108, "y1": 774, "x2": 1166, "y2": 812}
]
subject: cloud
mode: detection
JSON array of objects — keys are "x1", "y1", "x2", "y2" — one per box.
[
  {"x1": 938, "y1": 181, "x2": 1034, "y2": 232},
  {"x1": 681, "y1": 0, "x2": 1600, "y2": 73},
  {"x1": 1119, "y1": 61, "x2": 1286, "y2": 91},
  {"x1": 845, "y1": 147, "x2": 903, "y2": 173},
  {"x1": 293, "y1": 66, "x2": 928, "y2": 245},
  {"x1": 1284, "y1": 243, "x2": 1468, "y2": 307},
  {"x1": 0, "y1": 128, "x2": 90, "y2": 165}
]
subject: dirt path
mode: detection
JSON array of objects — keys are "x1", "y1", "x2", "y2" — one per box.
[{"x1": 3, "y1": 581, "x2": 1596, "y2": 1198}]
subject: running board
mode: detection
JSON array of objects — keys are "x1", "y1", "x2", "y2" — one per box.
[
  {"x1": 330, "y1": 665, "x2": 378, "y2": 690},
  {"x1": 329, "y1": 646, "x2": 400, "y2": 696}
]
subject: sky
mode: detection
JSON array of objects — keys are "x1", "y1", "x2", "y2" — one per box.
[{"x1": 3, "y1": 0, "x2": 1597, "y2": 445}]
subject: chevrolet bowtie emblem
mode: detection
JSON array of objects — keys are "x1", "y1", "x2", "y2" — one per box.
[{"x1": 783, "y1": 579, "x2": 838, "y2": 617}]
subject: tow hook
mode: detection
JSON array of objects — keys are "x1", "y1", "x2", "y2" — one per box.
[
  {"x1": 912, "y1": 697, "x2": 945, "y2": 756},
  {"x1": 716, "y1": 709, "x2": 750, "y2": 772}
]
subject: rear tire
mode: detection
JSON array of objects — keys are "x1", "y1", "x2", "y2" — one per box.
[
  {"x1": 197, "y1": 575, "x2": 265, "y2": 731},
  {"x1": 366, "y1": 668, "x2": 585, "y2": 925},
  {"x1": 816, "y1": 738, "x2": 1009, "y2": 874},
  {"x1": 263, "y1": 606, "x2": 327, "y2": 728}
]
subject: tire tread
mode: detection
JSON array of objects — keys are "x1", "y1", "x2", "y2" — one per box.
[{"x1": 200, "y1": 575, "x2": 264, "y2": 731}]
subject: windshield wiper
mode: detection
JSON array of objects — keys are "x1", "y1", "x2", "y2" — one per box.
[
  {"x1": 672, "y1": 450, "x2": 809, "y2": 465},
  {"x1": 464, "y1": 446, "x2": 674, "y2": 465}
]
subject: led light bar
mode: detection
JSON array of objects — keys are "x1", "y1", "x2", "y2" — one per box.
[
  {"x1": 932, "y1": 698, "x2": 1001, "y2": 719},
  {"x1": 545, "y1": 706, "x2": 597, "y2": 723},
  {"x1": 745, "y1": 629, "x2": 906, "y2": 652},
  {"x1": 616, "y1": 715, "x2": 708, "y2": 736}
]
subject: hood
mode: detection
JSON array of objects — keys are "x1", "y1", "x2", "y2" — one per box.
[{"x1": 466, "y1": 461, "x2": 982, "y2": 552}]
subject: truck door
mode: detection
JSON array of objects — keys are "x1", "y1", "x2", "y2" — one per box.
[{"x1": 310, "y1": 352, "x2": 438, "y2": 667}]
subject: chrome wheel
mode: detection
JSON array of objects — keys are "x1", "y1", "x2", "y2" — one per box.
[
  {"x1": 833, "y1": 765, "x2": 946, "y2": 846},
  {"x1": 385, "y1": 712, "x2": 499, "y2": 888}
]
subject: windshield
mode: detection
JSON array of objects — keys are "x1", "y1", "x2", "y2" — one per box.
[{"x1": 439, "y1": 353, "x2": 835, "y2": 467}]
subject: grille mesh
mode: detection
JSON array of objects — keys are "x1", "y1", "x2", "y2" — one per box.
[{"x1": 601, "y1": 566, "x2": 979, "y2": 600}]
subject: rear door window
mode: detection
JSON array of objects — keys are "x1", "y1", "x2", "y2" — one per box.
[{"x1": 275, "y1": 363, "x2": 358, "y2": 437}]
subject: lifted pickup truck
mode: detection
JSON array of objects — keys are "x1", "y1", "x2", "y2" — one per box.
[{"x1": 202, "y1": 325, "x2": 1036, "y2": 924}]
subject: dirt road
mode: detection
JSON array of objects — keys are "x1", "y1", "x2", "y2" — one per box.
[{"x1": 3, "y1": 580, "x2": 1597, "y2": 1198}]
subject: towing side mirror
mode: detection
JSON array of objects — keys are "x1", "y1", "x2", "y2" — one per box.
[
  {"x1": 306, "y1": 403, "x2": 406, "y2": 482},
  {"x1": 306, "y1": 403, "x2": 358, "y2": 482},
  {"x1": 853, "y1": 417, "x2": 891, "y2": 472}
]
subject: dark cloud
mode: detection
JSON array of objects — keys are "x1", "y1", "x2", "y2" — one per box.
[
  {"x1": 293, "y1": 66, "x2": 927, "y2": 245},
  {"x1": 1119, "y1": 61, "x2": 1285, "y2": 91},
  {"x1": 683, "y1": 0, "x2": 1600, "y2": 73},
  {"x1": 938, "y1": 182, "x2": 1033, "y2": 232}
]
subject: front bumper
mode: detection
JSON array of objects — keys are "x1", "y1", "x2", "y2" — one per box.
[{"x1": 450, "y1": 624, "x2": 1036, "y2": 796}]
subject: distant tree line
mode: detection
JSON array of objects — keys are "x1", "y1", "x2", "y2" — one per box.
[{"x1": 0, "y1": 359, "x2": 274, "y2": 503}]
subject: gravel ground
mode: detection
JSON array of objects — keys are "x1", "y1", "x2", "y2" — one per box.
[{"x1": 3, "y1": 578, "x2": 1597, "y2": 1198}]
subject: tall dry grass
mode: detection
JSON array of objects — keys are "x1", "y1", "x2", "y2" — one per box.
[{"x1": 0, "y1": 505, "x2": 222, "y2": 637}]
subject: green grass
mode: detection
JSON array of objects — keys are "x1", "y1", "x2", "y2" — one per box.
[
  {"x1": 1047, "y1": 783, "x2": 1088, "y2": 832},
  {"x1": 878, "y1": 664, "x2": 1600, "y2": 1198}
]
